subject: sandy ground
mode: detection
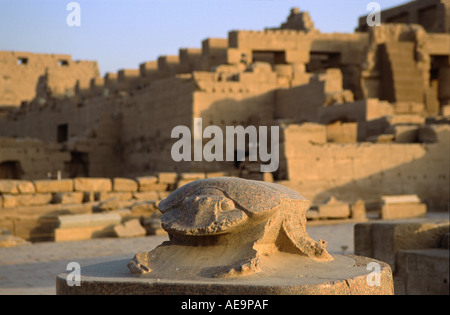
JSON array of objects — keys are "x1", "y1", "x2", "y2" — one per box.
[{"x1": 0, "y1": 213, "x2": 447, "y2": 295}]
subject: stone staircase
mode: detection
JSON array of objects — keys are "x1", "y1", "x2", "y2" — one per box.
[{"x1": 380, "y1": 42, "x2": 424, "y2": 103}]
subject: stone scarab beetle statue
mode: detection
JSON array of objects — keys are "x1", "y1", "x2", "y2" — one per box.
[{"x1": 128, "y1": 177, "x2": 333, "y2": 279}]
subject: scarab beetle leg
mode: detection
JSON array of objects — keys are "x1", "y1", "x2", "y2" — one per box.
[{"x1": 281, "y1": 216, "x2": 333, "y2": 261}]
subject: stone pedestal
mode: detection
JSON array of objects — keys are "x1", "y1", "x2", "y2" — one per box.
[{"x1": 56, "y1": 254, "x2": 393, "y2": 295}]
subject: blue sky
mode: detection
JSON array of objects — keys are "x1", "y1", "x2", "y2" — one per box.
[{"x1": 0, "y1": 0, "x2": 411, "y2": 76}]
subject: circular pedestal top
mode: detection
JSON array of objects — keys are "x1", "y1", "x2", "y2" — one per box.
[{"x1": 56, "y1": 254, "x2": 393, "y2": 295}]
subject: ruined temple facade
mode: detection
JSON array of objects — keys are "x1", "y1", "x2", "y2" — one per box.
[
  {"x1": 0, "y1": 52, "x2": 99, "y2": 112},
  {"x1": 0, "y1": 0, "x2": 449, "y2": 210}
]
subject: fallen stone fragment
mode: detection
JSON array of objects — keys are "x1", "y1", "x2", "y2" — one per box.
[{"x1": 114, "y1": 219, "x2": 146, "y2": 238}]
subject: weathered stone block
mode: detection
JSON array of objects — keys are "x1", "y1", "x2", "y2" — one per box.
[
  {"x1": 381, "y1": 195, "x2": 426, "y2": 220},
  {"x1": 382, "y1": 195, "x2": 421, "y2": 204},
  {"x1": 354, "y1": 219, "x2": 450, "y2": 271},
  {"x1": 54, "y1": 225, "x2": 116, "y2": 242},
  {"x1": 94, "y1": 198, "x2": 134, "y2": 212},
  {"x1": 58, "y1": 213, "x2": 122, "y2": 228},
  {"x1": 112, "y1": 178, "x2": 138, "y2": 192},
  {"x1": 177, "y1": 179, "x2": 196, "y2": 188},
  {"x1": 381, "y1": 203, "x2": 426, "y2": 219},
  {"x1": 326, "y1": 121, "x2": 357, "y2": 143},
  {"x1": 113, "y1": 219, "x2": 146, "y2": 238},
  {"x1": 318, "y1": 196, "x2": 350, "y2": 219},
  {"x1": 157, "y1": 172, "x2": 178, "y2": 184},
  {"x1": 179, "y1": 173, "x2": 205, "y2": 180},
  {"x1": 140, "y1": 183, "x2": 168, "y2": 192},
  {"x1": 136, "y1": 175, "x2": 157, "y2": 186},
  {"x1": 395, "y1": 249, "x2": 449, "y2": 295},
  {"x1": 15, "y1": 194, "x2": 53, "y2": 207},
  {"x1": 350, "y1": 200, "x2": 366, "y2": 220},
  {"x1": 133, "y1": 191, "x2": 160, "y2": 201},
  {"x1": 17, "y1": 181, "x2": 36, "y2": 194},
  {"x1": 0, "y1": 202, "x2": 94, "y2": 242},
  {"x1": 109, "y1": 208, "x2": 132, "y2": 218},
  {"x1": 283, "y1": 124, "x2": 327, "y2": 156},
  {"x1": 0, "y1": 180, "x2": 19, "y2": 194},
  {"x1": 136, "y1": 176, "x2": 169, "y2": 192},
  {"x1": 33, "y1": 179, "x2": 74, "y2": 193},
  {"x1": 52, "y1": 192, "x2": 84, "y2": 204},
  {"x1": 95, "y1": 191, "x2": 133, "y2": 202},
  {"x1": 74, "y1": 177, "x2": 112, "y2": 192},
  {"x1": 129, "y1": 201, "x2": 156, "y2": 215}
]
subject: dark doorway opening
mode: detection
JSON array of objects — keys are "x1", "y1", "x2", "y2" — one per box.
[
  {"x1": 57, "y1": 124, "x2": 68, "y2": 143},
  {"x1": 66, "y1": 152, "x2": 89, "y2": 178},
  {"x1": 252, "y1": 50, "x2": 287, "y2": 66},
  {"x1": 307, "y1": 52, "x2": 341, "y2": 72},
  {"x1": 0, "y1": 161, "x2": 23, "y2": 179}
]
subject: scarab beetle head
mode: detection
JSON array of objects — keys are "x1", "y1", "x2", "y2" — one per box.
[{"x1": 159, "y1": 186, "x2": 248, "y2": 235}]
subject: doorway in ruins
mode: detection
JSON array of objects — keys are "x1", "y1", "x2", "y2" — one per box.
[
  {"x1": 57, "y1": 123, "x2": 68, "y2": 143},
  {"x1": 307, "y1": 51, "x2": 341, "y2": 72},
  {"x1": 66, "y1": 151, "x2": 89, "y2": 178},
  {"x1": 0, "y1": 161, "x2": 23, "y2": 179}
]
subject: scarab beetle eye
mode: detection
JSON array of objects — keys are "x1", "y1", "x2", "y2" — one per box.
[
  {"x1": 185, "y1": 195, "x2": 199, "y2": 203},
  {"x1": 219, "y1": 199, "x2": 234, "y2": 211}
]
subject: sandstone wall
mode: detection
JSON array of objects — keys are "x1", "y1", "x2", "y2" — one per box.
[
  {"x1": 275, "y1": 69, "x2": 353, "y2": 122},
  {"x1": 0, "y1": 73, "x2": 199, "y2": 178},
  {"x1": 120, "y1": 76, "x2": 197, "y2": 176},
  {"x1": 0, "y1": 92, "x2": 123, "y2": 178},
  {"x1": 193, "y1": 70, "x2": 277, "y2": 126},
  {"x1": 279, "y1": 124, "x2": 449, "y2": 210},
  {"x1": 0, "y1": 137, "x2": 70, "y2": 180},
  {"x1": 202, "y1": 38, "x2": 229, "y2": 71},
  {"x1": 190, "y1": 68, "x2": 279, "y2": 172},
  {"x1": 0, "y1": 51, "x2": 99, "y2": 107}
]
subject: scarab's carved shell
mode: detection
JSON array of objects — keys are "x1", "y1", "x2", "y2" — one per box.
[
  {"x1": 158, "y1": 177, "x2": 310, "y2": 236},
  {"x1": 159, "y1": 177, "x2": 307, "y2": 214}
]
